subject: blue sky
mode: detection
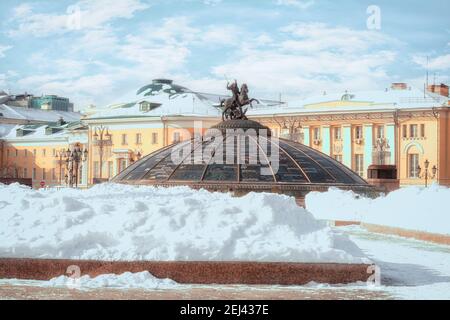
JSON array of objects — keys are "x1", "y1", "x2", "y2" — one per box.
[{"x1": 0, "y1": 0, "x2": 449, "y2": 109}]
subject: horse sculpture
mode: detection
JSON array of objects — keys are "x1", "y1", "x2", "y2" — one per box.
[{"x1": 221, "y1": 81, "x2": 260, "y2": 120}]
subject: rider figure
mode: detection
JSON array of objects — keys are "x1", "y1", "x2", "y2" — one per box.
[{"x1": 227, "y1": 81, "x2": 241, "y2": 109}]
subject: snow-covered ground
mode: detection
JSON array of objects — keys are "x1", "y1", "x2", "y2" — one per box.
[
  {"x1": 0, "y1": 183, "x2": 366, "y2": 263},
  {"x1": 343, "y1": 226, "x2": 450, "y2": 299},
  {"x1": 1, "y1": 226, "x2": 449, "y2": 299},
  {"x1": 306, "y1": 185, "x2": 450, "y2": 235},
  {"x1": 47, "y1": 271, "x2": 178, "y2": 290}
]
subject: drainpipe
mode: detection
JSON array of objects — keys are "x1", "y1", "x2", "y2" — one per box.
[
  {"x1": 0, "y1": 140, "x2": 3, "y2": 171},
  {"x1": 162, "y1": 117, "x2": 167, "y2": 147},
  {"x1": 393, "y1": 109, "x2": 400, "y2": 180}
]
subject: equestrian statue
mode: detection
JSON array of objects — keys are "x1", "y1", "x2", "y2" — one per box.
[{"x1": 220, "y1": 80, "x2": 260, "y2": 120}]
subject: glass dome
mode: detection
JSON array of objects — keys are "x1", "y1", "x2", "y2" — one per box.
[{"x1": 113, "y1": 120, "x2": 374, "y2": 198}]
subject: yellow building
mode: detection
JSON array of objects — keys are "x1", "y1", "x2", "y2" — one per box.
[
  {"x1": 2, "y1": 81, "x2": 450, "y2": 189},
  {"x1": 1, "y1": 95, "x2": 85, "y2": 188},
  {"x1": 248, "y1": 83, "x2": 450, "y2": 187},
  {"x1": 83, "y1": 79, "x2": 223, "y2": 184},
  {"x1": 0, "y1": 120, "x2": 88, "y2": 188}
]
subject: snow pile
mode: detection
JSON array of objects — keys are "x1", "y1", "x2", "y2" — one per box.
[
  {"x1": 306, "y1": 185, "x2": 450, "y2": 235},
  {"x1": 0, "y1": 183, "x2": 366, "y2": 263},
  {"x1": 46, "y1": 271, "x2": 177, "y2": 290},
  {"x1": 305, "y1": 188, "x2": 372, "y2": 222}
]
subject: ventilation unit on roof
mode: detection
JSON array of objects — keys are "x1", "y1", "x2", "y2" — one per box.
[
  {"x1": 16, "y1": 128, "x2": 34, "y2": 137},
  {"x1": 341, "y1": 93, "x2": 355, "y2": 101},
  {"x1": 139, "y1": 101, "x2": 162, "y2": 112},
  {"x1": 45, "y1": 126, "x2": 63, "y2": 135}
]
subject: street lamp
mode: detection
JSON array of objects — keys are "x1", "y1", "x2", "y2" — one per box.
[
  {"x1": 65, "y1": 144, "x2": 88, "y2": 188},
  {"x1": 130, "y1": 150, "x2": 142, "y2": 164},
  {"x1": 417, "y1": 159, "x2": 437, "y2": 188},
  {"x1": 92, "y1": 126, "x2": 112, "y2": 180},
  {"x1": 54, "y1": 148, "x2": 69, "y2": 185}
]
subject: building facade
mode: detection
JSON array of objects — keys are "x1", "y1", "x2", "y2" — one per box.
[
  {"x1": 0, "y1": 120, "x2": 88, "y2": 188},
  {"x1": 31, "y1": 95, "x2": 74, "y2": 112},
  {"x1": 1, "y1": 81, "x2": 449, "y2": 189},
  {"x1": 0, "y1": 94, "x2": 84, "y2": 188},
  {"x1": 249, "y1": 83, "x2": 450, "y2": 187},
  {"x1": 83, "y1": 79, "x2": 224, "y2": 184}
]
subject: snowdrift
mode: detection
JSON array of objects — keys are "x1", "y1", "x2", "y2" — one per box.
[
  {"x1": 306, "y1": 185, "x2": 450, "y2": 235},
  {"x1": 0, "y1": 183, "x2": 366, "y2": 263},
  {"x1": 47, "y1": 271, "x2": 177, "y2": 290}
]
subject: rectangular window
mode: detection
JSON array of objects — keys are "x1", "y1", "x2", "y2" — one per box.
[
  {"x1": 355, "y1": 126, "x2": 363, "y2": 140},
  {"x1": 33, "y1": 149, "x2": 37, "y2": 157},
  {"x1": 6, "y1": 149, "x2": 9, "y2": 158},
  {"x1": 376, "y1": 126, "x2": 385, "y2": 139},
  {"x1": 15, "y1": 149, "x2": 18, "y2": 157},
  {"x1": 121, "y1": 134, "x2": 128, "y2": 145},
  {"x1": 108, "y1": 161, "x2": 113, "y2": 178},
  {"x1": 420, "y1": 124, "x2": 425, "y2": 138},
  {"x1": 52, "y1": 168, "x2": 56, "y2": 180},
  {"x1": 136, "y1": 133, "x2": 142, "y2": 145},
  {"x1": 410, "y1": 124, "x2": 418, "y2": 138},
  {"x1": 23, "y1": 168, "x2": 28, "y2": 178},
  {"x1": 354, "y1": 154, "x2": 364, "y2": 177},
  {"x1": 42, "y1": 168, "x2": 46, "y2": 180},
  {"x1": 52, "y1": 149, "x2": 56, "y2": 157},
  {"x1": 24, "y1": 150, "x2": 27, "y2": 157},
  {"x1": 334, "y1": 155, "x2": 343, "y2": 163},
  {"x1": 281, "y1": 128, "x2": 289, "y2": 137},
  {"x1": 271, "y1": 128, "x2": 279, "y2": 138},
  {"x1": 42, "y1": 149, "x2": 46, "y2": 157},
  {"x1": 93, "y1": 161, "x2": 99, "y2": 178},
  {"x1": 32, "y1": 168, "x2": 36, "y2": 180},
  {"x1": 119, "y1": 159, "x2": 127, "y2": 173},
  {"x1": 403, "y1": 125, "x2": 407, "y2": 138},
  {"x1": 173, "y1": 132, "x2": 181, "y2": 143},
  {"x1": 408, "y1": 154, "x2": 419, "y2": 178},
  {"x1": 334, "y1": 127, "x2": 342, "y2": 140},
  {"x1": 313, "y1": 128, "x2": 321, "y2": 140},
  {"x1": 152, "y1": 132, "x2": 158, "y2": 144}
]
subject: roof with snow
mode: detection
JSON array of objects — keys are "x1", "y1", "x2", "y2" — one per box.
[
  {"x1": 86, "y1": 79, "x2": 282, "y2": 120},
  {"x1": 0, "y1": 119, "x2": 86, "y2": 141},
  {"x1": 247, "y1": 86, "x2": 449, "y2": 116},
  {"x1": 0, "y1": 104, "x2": 82, "y2": 123}
]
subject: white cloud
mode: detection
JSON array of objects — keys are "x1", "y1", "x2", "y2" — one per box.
[
  {"x1": 211, "y1": 23, "x2": 398, "y2": 99},
  {"x1": 280, "y1": 23, "x2": 395, "y2": 53},
  {"x1": 8, "y1": 0, "x2": 149, "y2": 37},
  {"x1": 276, "y1": 0, "x2": 315, "y2": 9},
  {"x1": 0, "y1": 45, "x2": 12, "y2": 58},
  {"x1": 12, "y1": 3, "x2": 33, "y2": 18},
  {"x1": 7, "y1": 11, "x2": 402, "y2": 107},
  {"x1": 413, "y1": 54, "x2": 450, "y2": 71},
  {"x1": 202, "y1": 0, "x2": 222, "y2": 5}
]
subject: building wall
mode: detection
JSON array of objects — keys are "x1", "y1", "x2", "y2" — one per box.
[
  {"x1": 1, "y1": 129, "x2": 89, "y2": 189},
  {"x1": 1, "y1": 141, "x2": 69, "y2": 188},
  {"x1": 86, "y1": 118, "x2": 218, "y2": 183},
  {"x1": 254, "y1": 107, "x2": 450, "y2": 186},
  {"x1": 398, "y1": 118, "x2": 439, "y2": 186}
]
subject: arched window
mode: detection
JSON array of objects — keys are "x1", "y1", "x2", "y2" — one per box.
[{"x1": 405, "y1": 144, "x2": 422, "y2": 178}]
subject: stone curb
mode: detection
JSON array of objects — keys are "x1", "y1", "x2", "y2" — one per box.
[
  {"x1": 0, "y1": 258, "x2": 373, "y2": 285},
  {"x1": 361, "y1": 223, "x2": 450, "y2": 246}
]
